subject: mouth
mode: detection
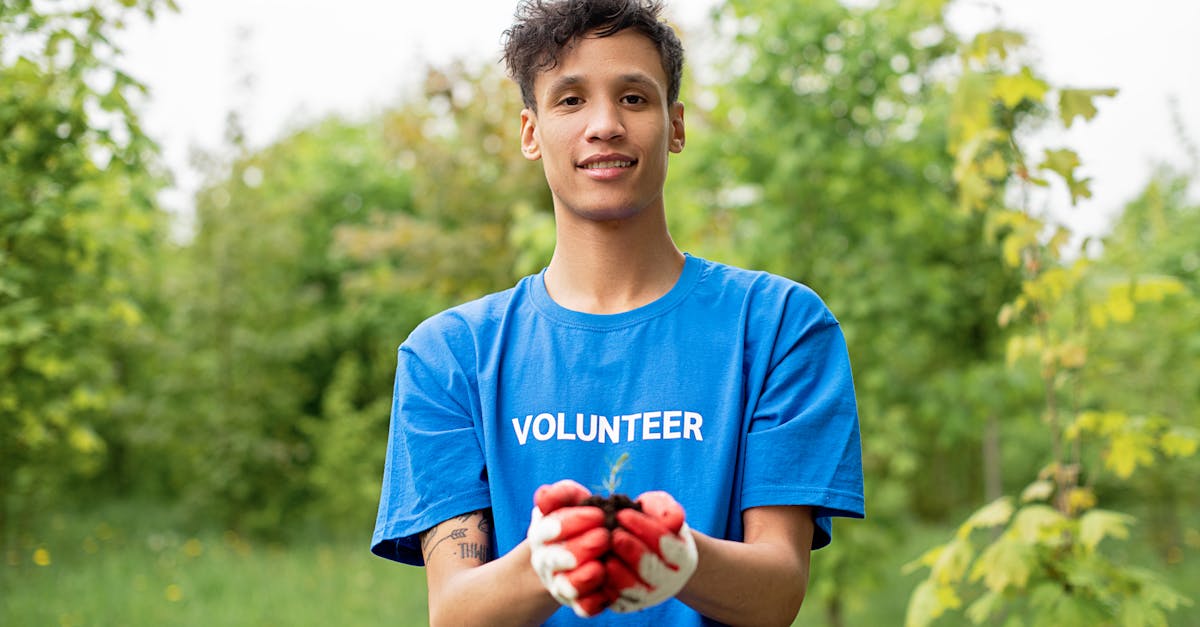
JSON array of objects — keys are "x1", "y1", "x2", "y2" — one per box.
[
  {"x1": 579, "y1": 160, "x2": 636, "y2": 170},
  {"x1": 577, "y1": 154, "x2": 638, "y2": 171}
]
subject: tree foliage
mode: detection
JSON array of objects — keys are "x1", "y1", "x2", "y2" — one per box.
[
  {"x1": 668, "y1": 1, "x2": 1036, "y2": 622},
  {"x1": 0, "y1": 0, "x2": 175, "y2": 537},
  {"x1": 903, "y1": 19, "x2": 1197, "y2": 627},
  {"x1": 129, "y1": 60, "x2": 549, "y2": 535}
]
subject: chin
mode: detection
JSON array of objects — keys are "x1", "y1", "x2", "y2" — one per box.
[
  {"x1": 555, "y1": 191, "x2": 655, "y2": 223},
  {"x1": 565, "y1": 203, "x2": 646, "y2": 223}
]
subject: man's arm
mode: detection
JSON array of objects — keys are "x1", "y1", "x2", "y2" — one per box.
[
  {"x1": 420, "y1": 509, "x2": 561, "y2": 626},
  {"x1": 676, "y1": 505, "x2": 815, "y2": 627}
]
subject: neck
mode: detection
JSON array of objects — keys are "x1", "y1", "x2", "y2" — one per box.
[{"x1": 544, "y1": 202, "x2": 685, "y2": 315}]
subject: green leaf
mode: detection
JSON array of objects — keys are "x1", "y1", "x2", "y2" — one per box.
[
  {"x1": 1010, "y1": 505, "x2": 1067, "y2": 544},
  {"x1": 1049, "y1": 594, "x2": 1107, "y2": 626},
  {"x1": 992, "y1": 66, "x2": 1049, "y2": 108},
  {"x1": 903, "y1": 545, "x2": 943, "y2": 575},
  {"x1": 1042, "y1": 148, "x2": 1079, "y2": 177},
  {"x1": 966, "y1": 590, "x2": 1002, "y2": 624},
  {"x1": 931, "y1": 537, "x2": 974, "y2": 583},
  {"x1": 1065, "y1": 487, "x2": 1097, "y2": 513},
  {"x1": 1059, "y1": 88, "x2": 1118, "y2": 128},
  {"x1": 1020, "y1": 479, "x2": 1054, "y2": 503},
  {"x1": 905, "y1": 580, "x2": 939, "y2": 627},
  {"x1": 1040, "y1": 148, "x2": 1092, "y2": 205},
  {"x1": 959, "y1": 497, "x2": 1014, "y2": 537},
  {"x1": 1127, "y1": 566, "x2": 1192, "y2": 612},
  {"x1": 1117, "y1": 596, "x2": 1166, "y2": 627},
  {"x1": 965, "y1": 29, "x2": 1027, "y2": 63},
  {"x1": 1106, "y1": 430, "x2": 1156, "y2": 478},
  {"x1": 1160, "y1": 429, "x2": 1198, "y2": 458},
  {"x1": 1078, "y1": 509, "x2": 1134, "y2": 551},
  {"x1": 1066, "y1": 176, "x2": 1094, "y2": 204},
  {"x1": 971, "y1": 536, "x2": 1035, "y2": 592},
  {"x1": 1029, "y1": 581, "x2": 1063, "y2": 610},
  {"x1": 906, "y1": 580, "x2": 961, "y2": 627},
  {"x1": 1040, "y1": 148, "x2": 1080, "y2": 181}
]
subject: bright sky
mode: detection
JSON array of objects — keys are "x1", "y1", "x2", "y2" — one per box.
[{"x1": 117, "y1": 1, "x2": 1199, "y2": 239}]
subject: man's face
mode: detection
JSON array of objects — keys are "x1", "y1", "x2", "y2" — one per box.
[{"x1": 520, "y1": 28, "x2": 685, "y2": 224}]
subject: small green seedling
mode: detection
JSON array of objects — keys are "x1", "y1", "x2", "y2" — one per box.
[
  {"x1": 602, "y1": 452, "x2": 631, "y2": 495},
  {"x1": 584, "y1": 452, "x2": 640, "y2": 529}
]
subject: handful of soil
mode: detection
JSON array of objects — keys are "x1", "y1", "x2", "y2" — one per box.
[{"x1": 581, "y1": 493, "x2": 642, "y2": 530}]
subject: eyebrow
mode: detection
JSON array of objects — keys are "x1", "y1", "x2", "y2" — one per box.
[
  {"x1": 545, "y1": 74, "x2": 584, "y2": 96},
  {"x1": 544, "y1": 72, "x2": 661, "y2": 97}
]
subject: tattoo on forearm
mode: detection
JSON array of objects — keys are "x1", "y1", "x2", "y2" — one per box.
[
  {"x1": 421, "y1": 510, "x2": 493, "y2": 562},
  {"x1": 458, "y1": 542, "x2": 489, "y2": 561},
  {"x1": 422, "y1": 527, "x2": 468, "y2": 560}
]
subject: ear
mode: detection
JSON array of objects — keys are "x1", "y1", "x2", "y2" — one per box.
[
  {"x1": 669, "y1": 101, "x2": 685, "y2": 154},
  {"x1": 520, "y1": 108, "x2": 541, "y2": 161}
]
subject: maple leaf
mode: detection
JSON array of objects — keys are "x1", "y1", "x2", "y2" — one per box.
[
  {"x1": 1106, "y1": 431, "x2": 1155, "y2": 478},
  {"x1": 1041, "y1": 148, "x2": 1093, "y2": 205},
  {"x1": 1059, "y1": 87, "x2": 1118, "y2": 128},
  {"x1": 965, "y1": 29, "x2": 1026, "y2": 63},
  {"x1": 1078, "y1": 509, "x2": 1133, "y2": 550},
  {"x1": 1042, "y1": 148, "x2": 1081, "y2": 179},
  {"x1": 992, "y1": 66, "x2": 1049, "y2": 109}
]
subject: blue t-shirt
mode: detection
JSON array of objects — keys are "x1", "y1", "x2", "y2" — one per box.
[{"x1": 372, "y1": 254, "x2": 864, "y2": 626}]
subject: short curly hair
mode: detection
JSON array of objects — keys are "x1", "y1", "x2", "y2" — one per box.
[{"x1": 501, "y1": 0, "x2": 685, "y2": 110}]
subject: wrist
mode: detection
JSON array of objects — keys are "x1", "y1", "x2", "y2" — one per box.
[
  {"x1": 510, "y1": 541, "x2": 570, "y2": 620},
  {"x1": 674, "y1": 527, "x2": 713, "y2": 601}
]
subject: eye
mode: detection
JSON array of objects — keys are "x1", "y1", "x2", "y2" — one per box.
[
  {"x1": 621, "y1": 94, "x2": 647, "y2": 105},
  {"x1": 558, "y1": 96, "x2": 583, "y2": 107}
]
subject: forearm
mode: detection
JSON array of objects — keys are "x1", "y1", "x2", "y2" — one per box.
[
  {"x1": 676, "y1": 530, "x2": 810, "y2": 627},
  {"x1": 427, "y1": 540, "x2": 560, "y2": 627}
]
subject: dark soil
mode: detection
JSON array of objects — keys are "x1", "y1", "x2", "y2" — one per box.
[{"x1": 581, "y1": 493, "x2": 642, "y2": 530}]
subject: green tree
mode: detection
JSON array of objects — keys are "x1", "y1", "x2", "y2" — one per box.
[
  {"x1": 904, "y1": 24, "x2": 1196, "y2": 627},
  {"x1": 309, "y1": 61, "x2": 551, "y2": 533},
  {"x1": 672, "y1": 0, "x2": 1023, "y2": 622},
  {"x1": 134, "y1": 113, "x2": 406, "y2": 533},
  {"x1": 0, "y1": 0, "x2": 174, "y2": 541},
  {"x1": 135, "y1": 60, "x2": 550, "y2": 535},
  {"x1": 1084, "y1": 168, "x2": 1200, "y2": 563}
]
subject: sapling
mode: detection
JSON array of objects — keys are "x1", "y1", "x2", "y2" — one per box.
[{"x1": 582, "y1": 452, "x2": 642, "y2": 529}]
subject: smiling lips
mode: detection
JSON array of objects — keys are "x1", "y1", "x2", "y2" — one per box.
[
  {"x1": 581, "y1": 160, "x2": 634, "y2": 169},
  {"x1": 578, "y1": 155, "x2": 637, "y2": 180}
]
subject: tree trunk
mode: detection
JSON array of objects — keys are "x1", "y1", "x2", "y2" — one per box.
[{"x1": 983, "y1": 412, "x2": 1003, "y2": 503}]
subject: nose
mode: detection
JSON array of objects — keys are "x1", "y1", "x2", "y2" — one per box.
[{"x1": 585, "y1": 100, "x2": 625, "y2": 143}]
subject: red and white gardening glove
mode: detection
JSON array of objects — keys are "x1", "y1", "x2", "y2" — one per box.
[
  {"x1": 527, "y1": 480, "x2": 612, "y2": 618},
  {"x1": 606, "y1": 490, "x2": 699, "y2": 613}
]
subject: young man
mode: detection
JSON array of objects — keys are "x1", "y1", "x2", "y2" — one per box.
[{"x1": 371, "y1": 1, "x2": 864, "y2": 624}]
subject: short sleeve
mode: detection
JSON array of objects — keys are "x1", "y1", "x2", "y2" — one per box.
[
  {"x1": 371, "y1": 322, "x2": 491, "y2": 565},
  {"x1": 741, "y1": 288, "x2": 864, "y2": 550}
]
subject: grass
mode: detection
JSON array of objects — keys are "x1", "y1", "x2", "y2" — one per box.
[
  {"x1": 4, "y1": 501, "x2": 1197, "y2": 626},
  {"x1": 2, "y1": 502, "x2": 429, "y2": 627}
]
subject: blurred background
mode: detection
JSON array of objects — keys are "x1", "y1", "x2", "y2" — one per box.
[{"x1": 2, "y1": 0, "x2": 1197, "y2": 625}]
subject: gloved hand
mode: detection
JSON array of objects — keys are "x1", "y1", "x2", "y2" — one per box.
[
  {"x1": 606, "y1": 490, "x2": 699, "y2": 613},
  {"x1": 527, "y1": 479, "x2": 612, "y2": 617}
]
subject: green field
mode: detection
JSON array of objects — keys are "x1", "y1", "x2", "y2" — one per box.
[
  {"x1": 7, "y1": 502, "x2": 1195, "y2": 626},
  {"x1": 1, "y1": 502, "x2": 428, "y2": 627}
]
